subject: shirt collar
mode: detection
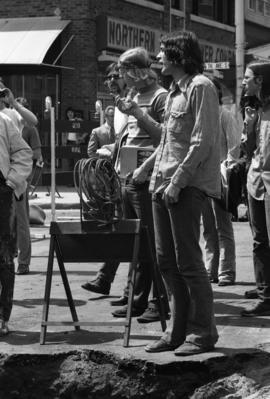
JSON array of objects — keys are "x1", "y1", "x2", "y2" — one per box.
[{"x1": 170, "y1": 74, "x2": 192, "y2": 94}]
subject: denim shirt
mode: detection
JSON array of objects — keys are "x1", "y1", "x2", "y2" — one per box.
[
  {"x1": 149, "y1": 73, "x2": 221, "y2": 198},
  {"x1": 243, "y1": 105, "x2": 270, "y2": 200}
]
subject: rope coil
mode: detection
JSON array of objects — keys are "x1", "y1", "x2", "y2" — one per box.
[{"x1": 74, "y1": 157, "x2": 123, "y2": 225}]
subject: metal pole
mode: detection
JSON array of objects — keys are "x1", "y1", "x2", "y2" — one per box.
[
  {"x1": 50, "y1": 105, "x2": 56, "y2": 222},
  {"x1": 183, "y1": 0, "x2": 186, "y2": 30},
  {"x1": 169, "y1": 0, "x2": 171, "y2": 32},
  {"x1": 235, "y1": 0, "x2": 245, "y2": 116}
]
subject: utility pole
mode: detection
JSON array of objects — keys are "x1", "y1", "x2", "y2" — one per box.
[
  {"x1": 183, "y1": 0, "x2": 187, "y2": 30},
  {"x1": 235, "y1": 0, "x2": 245, "y2": 114},
  {"x1": 169, "y1": 0, "x2": 171, "y2": 32}
]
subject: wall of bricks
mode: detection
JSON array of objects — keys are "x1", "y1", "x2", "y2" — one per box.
[{"x1": 0, "y1": 0, "x2": 236, "y2": 118}]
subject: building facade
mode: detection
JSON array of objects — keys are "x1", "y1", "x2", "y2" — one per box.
[{"x1": 0, "y1": 0, "x2": 237, "y2": 122}]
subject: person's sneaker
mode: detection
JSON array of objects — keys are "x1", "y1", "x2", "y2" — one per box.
[
  {"x1": 174, "y1": 341, "x2": 214, "y2": 356},
  {"x1": 110, "y1": 296, "x2": 128, "y2": 306},
  {"x1": 244, "y1": 289, "x2": 259, "y2": 299},
  {"x1": 16, "y1": 264, "x2": 29, "y2": 275},
  {"x1": 112, "y1": 305, "x2": 145, "y2": 318},
  {"x1": 0, "y1": 320, "x2": 9, "y2": 337},
  {"x1": 137, "y1": 303, "x2": 170, "y2": 323},
  {"x1": 241, "y1": 302, "x2": 270, "y2": 317},
  {"x1": 81, "y1": 277, "x2": 110, "y2": 295},
  {"x1": 145, "y1": 339, "x2": 179, "y2": 353}
]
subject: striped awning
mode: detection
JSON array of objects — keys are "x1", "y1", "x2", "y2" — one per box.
[{"x1": 0, "y1": 17, "x2": 70, "y2": 65}]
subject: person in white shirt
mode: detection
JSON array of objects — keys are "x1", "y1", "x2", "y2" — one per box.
[{"x1": 0, "y1": 110, "x2": 32, "y2": 336}]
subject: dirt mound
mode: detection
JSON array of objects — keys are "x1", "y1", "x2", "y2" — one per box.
[{"x1": 0, "y1": 350, "x2": 270, "y2": 398}]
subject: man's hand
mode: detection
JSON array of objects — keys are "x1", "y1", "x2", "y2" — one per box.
[
  {"x1": 132, "y1": 166, "x2": 149, "y2": 184},
  {"x1": 115, "y1": 96, "x2": 143, "y2": 119},
  {"x1": 163, "y1": 183, "x2": 181, "y2": 207},
  {"x1": 244, "y1": 106, "x2": 258, "y2": 127},
  {"x1": 96, "y1": 147, "x2": 112, "y2": 159}
]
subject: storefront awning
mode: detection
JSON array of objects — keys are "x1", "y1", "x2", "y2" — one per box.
[
  {"x1": 246, "y1": 43, "x2": 270, "y2": 60},
  {"x1": 0, "y1": 17, "x2": 71, "y2": 65}
]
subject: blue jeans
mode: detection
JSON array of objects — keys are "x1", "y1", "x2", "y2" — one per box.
[
  {"x1": 98, "y1": 181, "x2": 169, "y2": 310},
  {"x1": 248, "y1": 192, "x2": 270, "y2": 303},
  {"x1": 202, "y1": 197, "x2": 236, "y2": 282},
  {"x1": 0, "y1": 185, "x2": 16, "y2": 321},
  {"x1": 152, "y1": 187, "x2": 218, "y2": 347}
]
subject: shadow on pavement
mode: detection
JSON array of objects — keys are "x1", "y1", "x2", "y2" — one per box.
[
  {"x1": 213, "y1": 291, "x2": 246, "y2": 299},
  {"x1": 23, "y1": 270, "x2": 98, "y2": 277},
  {"x1": 13, "y1": 298, "x2": 87, "y2": 308},
  {"x1": 0, "y1": 330, "x2": 159, "y2": 346}
]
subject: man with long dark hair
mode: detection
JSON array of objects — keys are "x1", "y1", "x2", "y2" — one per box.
[
  {"x1": 134, "y1": 31, "x2": 220, "y2": 355},
  {"x1": 240, "y1": 60, "x2": 270, "y2": 316}
]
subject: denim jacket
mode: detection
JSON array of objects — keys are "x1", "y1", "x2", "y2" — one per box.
[
  {"x1": 149, "y1": 74, "x2": 221, "y2": 198},
  {"x1": 0, "y1": 113, "x2": 32, "y2": 198},
  {"x1": 242, "y1": 104, "x2": 270, "y2": 200}
]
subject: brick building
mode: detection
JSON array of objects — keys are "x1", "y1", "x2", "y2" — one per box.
[{"x1": 0, "y1": 0, "x2": 236, "y2": 122}]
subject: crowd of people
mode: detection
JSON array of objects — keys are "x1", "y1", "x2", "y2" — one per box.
[
  {"x1": 81, "y1": 30, "x2": 270, "y2": 355},
  {"x1": 1, "y1": 29, "x2": 270, "y2": 355}
]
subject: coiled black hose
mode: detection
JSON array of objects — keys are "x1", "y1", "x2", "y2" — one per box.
[{"x1": 74, "y1": 157, "x2": 123, "y2": 224}]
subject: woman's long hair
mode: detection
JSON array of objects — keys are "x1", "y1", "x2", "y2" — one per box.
[{"x1": 247, "y1": 60, "x2": 270, "y2": 107}]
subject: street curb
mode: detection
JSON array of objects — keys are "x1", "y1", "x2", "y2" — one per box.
[{"x1": 31, "y1": 202, "x2": 80, "y2": 210}]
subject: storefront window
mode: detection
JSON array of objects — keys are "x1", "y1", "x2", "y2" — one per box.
[
  {"x1": 266, "y1": 0, "x2": 270, "y2": 15},
  {"x1": 196, "y1": 0, "x2": 214, "y2": 19},
  {"x1": 147, "y1": 0, "x2": 163, "y2": 4},
  {"x1": 249, "y1": 0, "x2": 256, "y2": 10},
  {"x1": 249, "y1": 0, "x2": 270, "y2": 15},
  {"x1": 258, "y1": 0, "x2": 265, "y2": 13},
  {"x1": 1, "y1": 73, "x2": 59, "y2": 121},
  {"x1": 192, "y1": 0, "x2": 234, "y2": 25},
  {"x1": 171, "y1": 0, "x2": 183, "y2": 10}
]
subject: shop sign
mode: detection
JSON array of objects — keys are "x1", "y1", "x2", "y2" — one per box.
[
  {"x1": 205, "y1": 62, "x2": 230, "y2": 70},
  {"x1": 96, "y1": 16, "x2": 235, "y2": 65},
  {"x1": 200, "y1": 40, "x2": 235, "y2": 64},
  {"x1": 96, "y1": 16, "x2": 163, "y2": 56}
]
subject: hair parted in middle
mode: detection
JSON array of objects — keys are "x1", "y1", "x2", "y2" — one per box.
[
  {"x1": 160, "y1": 30, "x2": 204, "y2": 75},
  {"x1": 118, "y1": 47, "x2": 157, "y2": 82}
]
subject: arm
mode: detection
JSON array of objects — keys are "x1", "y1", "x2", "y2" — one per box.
[
  {"x1": 5, "y1": 89, "x2": 38, "y2": 126},
  {"x1": 27, "y1": 126, "x2": 42, "y2": 161},
  {"x1": 221, "y1": 108, "x2": 241, "y2": 166},
  {"x1": 115, "y1": 95, "x2": 164, "y2": 145},
  {"x1": 135, "y1": 92, "x2": 166, "y2": 146},
  {"x1": 4, "y1": 119, "x2": 33, "y2": 193},
  {"x1": 87, "y1": 129, "x2": 99, "y2": 157},
  {"x1": 132, "y1": 147, "x2": 158, "y2": 183},
  {"x1": 240, "y1": 106, "x2": 259, "y2": 158}
]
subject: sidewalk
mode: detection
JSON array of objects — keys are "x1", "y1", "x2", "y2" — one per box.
[
  {"x1": 4, "y1": 187, "x2": 266, "y2": 366},
  {"x1": 29, "y1": 186, "x2": 80, "y2": 210}
]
